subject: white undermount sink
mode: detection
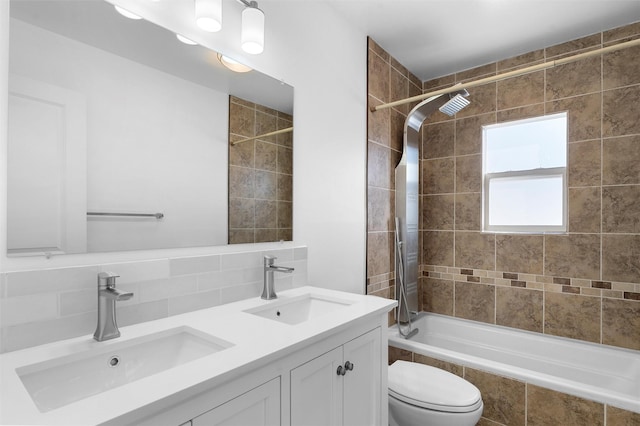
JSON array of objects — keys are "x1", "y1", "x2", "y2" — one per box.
[
  {"x1": 244, "y1": 293, "x2": 354, "y2": 325},
  {"x1": 16, "y1": 326, "x2": 233, "y2": 413}
]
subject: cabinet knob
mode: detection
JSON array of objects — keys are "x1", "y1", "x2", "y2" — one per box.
[
  {"x1": 344, "y1": 361, "x2": 354, "y2": 371},
  {"x1": 336, "y1": 365, "x2": 347, "y2": 376}
]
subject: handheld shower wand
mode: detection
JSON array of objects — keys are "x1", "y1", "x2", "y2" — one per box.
[{"x1": 395, "y1": 217, "x2": 419, "y2": 339}]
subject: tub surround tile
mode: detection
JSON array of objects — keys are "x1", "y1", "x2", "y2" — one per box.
[
  {"x1": 546, "y1": 56, "x2": 601, "y2": 100},
  {"x1": 390, "y1": 109, "x2": 406, "y2": 152},
  {"x1": 602, "y1": 186, "x2": 640, "y2": 233},
  {"x1": 603, "y1": 22, "x2": 640, "y2": 43},
  {"x1": 547, "y1": 93, "x2": 601, "y2": 142},
  {"x1": 602, "y1": 298, "x2": 640, "y2": 350},
  {"x1": 367, "y1": 232, "x2": 391, "y2": 278},
  {"x1": 457, "y1": 83, "x2": 496, "y2": 118},
  {"x1": 422, "y1": 121, "x2": 455, "y2": 159},
  {"x1": 568, "y1": 139, "x2": 601, "y2": 187},
  {"x1": 368, "y1": 187, "x2": 392, "y2": 232},
  {"x1": 464, "y1": 368, "x2": 526, "y2": 426},
  {"x1": 422, "y1": 278, "x2": 454, "y2": 316},
  {"x1": 454, "y1": 193, "x2": 481, "y2": 231},
  {"x1": 603, "y1": 135, "x2": 640, "y2": 185},
  {"x1": 497, "y1": 70, "x2": 544, "y2": 110},
  {"x1": 603, "y1": 85, "x2": 640, "y2": 137},
  {"x1": 496, "y1": 287, "x2": 543, "y2": 333},
  {"x1": 368, "y1": 141, "x2": 391, "y2": 189},
  {"x1": 604, "y1": 44, "x2": 640, "y2": 89},
  {"x1": 368, "y1": 49, "x2": 389, "y2": 102},
  {"x1": 423, "y1": 231, "x2": 454, "y2": 266},
  {"x1": 496, "y1": 235, "x2": 543, "y2": 275},
  {"x1": 454, "y1": 281, "x2": 495, "y2": 324},
  {"x1": 455, "y1": 154, "x2": 482, "y2": 193},
  {"x1": 526, "y1": 385, "x2": 604, "y2": 426},
  {"x1": 422, "y1": 158, "x2": 455, "y2": 194},
  {"x1": 496, "y1": 103, "x2": 545, "y2": 123},
  {"x1": 455, "y1": 232, "x2": 495, "y2": 271},
  {"x1": 544, "y1": 234, "x2": 600, "y2": 280},
  {"x1": 545, "y1": 33, "x2": 602, "y2": 59},
  {"x1": 544, "y1": 292, "x2": 601, "y2": 343},
  {"x1": 368, "y1": 96, "x2": 390, "y2": 145},
  {"x1": 606, "y1": 405, "x2": 640, "y2": 425},
  {"x1": 602, "y1": 235, "x2": 640, "y2": 283},
  {"x1": 422, "y1": 194, "x2": 454, "y2": 230},
  {"x1": 569, "y1": 187, "x2": 601, "y2": 233},
  {"x1": 455, "y1": 113, "x2": 495, "y2": 156}
]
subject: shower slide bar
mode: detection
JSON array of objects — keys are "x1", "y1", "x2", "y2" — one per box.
[
  {"x1": 371, "y1": 37, "x2": 640, "y2": 112},
  {"x1": 231, "y1": 127, "x2": 293, "y2": 146},
  {"x1": 87, "y1": 212, "x2": 164, "y2": 219}
]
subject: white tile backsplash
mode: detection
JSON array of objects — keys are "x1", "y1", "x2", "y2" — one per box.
[
  {"x1": 0, "y1": 293, "x2": 58, "y2": 326},
  {"x1": 170, "y1": 255, "x2": 221, "y2": 276},
  {"x1": 0, "y1": 245, "x2": 308, "y2": 353},
  {"x1": 5, "y1": 266, "x2": 98, "y2": 297}
]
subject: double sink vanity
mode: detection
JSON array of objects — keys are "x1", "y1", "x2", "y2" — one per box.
[{"x1": 0, "y1": 285, "x2": 396, "y2": 425}]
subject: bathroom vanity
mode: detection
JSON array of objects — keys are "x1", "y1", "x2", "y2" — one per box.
[{"x1": 0, "y1": 286, "x2": 396, "y2": 425}]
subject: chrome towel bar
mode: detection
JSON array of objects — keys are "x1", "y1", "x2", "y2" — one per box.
[{"x1": 87, "y1": 212, "x2": 164, "y2": 219}]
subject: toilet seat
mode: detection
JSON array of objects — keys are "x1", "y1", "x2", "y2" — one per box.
[{"x1": 388, "y1": 360, "x2": 482, "y2": 414}]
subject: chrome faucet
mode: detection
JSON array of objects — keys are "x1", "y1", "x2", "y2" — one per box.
[
  {"x1": 93, "y1": 272, "x2": 134, "y2": 342},
  {"x1": 262, "y1": 255, "x2": 295, "y2": 300}
]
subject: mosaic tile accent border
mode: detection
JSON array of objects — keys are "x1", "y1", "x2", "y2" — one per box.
[{"x1": 422, "y1": 265, "x2": 640, "y2": 301}]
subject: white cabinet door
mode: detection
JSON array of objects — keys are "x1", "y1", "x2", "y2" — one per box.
[
  {"x1": 192, "y1": 377, "x2": 280, "y2": 426},
  {"x1": 290, "y1": 347, "x2": 343, "y2": 426},
  {"x1": 343, "y1": 329, "x2": 381, "y2": 426}
]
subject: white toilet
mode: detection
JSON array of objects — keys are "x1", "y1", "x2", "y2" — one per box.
[{"x1": 388, "y1": 360, "x2": 483, "y2": 426}]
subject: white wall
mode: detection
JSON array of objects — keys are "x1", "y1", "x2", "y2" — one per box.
[{"x1": 1, "y1": 1, "x2": 368, "y2": 294}]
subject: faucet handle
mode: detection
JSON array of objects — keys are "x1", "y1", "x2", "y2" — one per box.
[
  {"x1": 264, "y1": 255, "x2": 277, "y2": 266},
  {"x1": 98, "y1": 271, "x2": 120, "y2": 287}
]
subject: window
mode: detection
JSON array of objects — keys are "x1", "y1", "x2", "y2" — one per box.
[{"x1": 482, "y1": 113, "x2": 567, "y2": 233}]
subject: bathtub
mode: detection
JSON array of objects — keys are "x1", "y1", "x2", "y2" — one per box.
[{"x1": 388, "y1": 313, "x2": 640, "y2": 414}]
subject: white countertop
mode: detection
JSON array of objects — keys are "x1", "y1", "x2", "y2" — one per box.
[{"x1": 0, "y1": 286, "x2": 396, "y2": 425}]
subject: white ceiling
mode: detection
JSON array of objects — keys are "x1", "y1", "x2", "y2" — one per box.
[{"x1": 326, "y1": 0, "x2": 640, "y2": 81}]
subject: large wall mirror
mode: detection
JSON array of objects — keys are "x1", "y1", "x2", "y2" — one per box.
[{"x1": 7, "y1": 0, "x2": 294, "y2": 256}]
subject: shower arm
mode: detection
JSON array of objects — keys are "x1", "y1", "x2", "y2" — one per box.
[{"x1": 371, "y1": 37, "x2": 640, "y2": 113}]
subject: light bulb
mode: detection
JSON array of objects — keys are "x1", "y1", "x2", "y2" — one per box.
[
  {"x1": 114, "y1": 5, "x2": 142, "y2": 20},
  {"x1": 176, "y1": 34, "x2": 198, "y2": 45},
  {"x1": 241, "y1": 5, "x2": 264, "y2": 54},
  {"x1": 195, "y1": 0, "x2": 222, "y2": 32}
]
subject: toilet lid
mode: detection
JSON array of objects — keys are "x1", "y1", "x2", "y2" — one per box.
[{"x1": 388, "y1": 361, "x2": 482, "y2": 413}]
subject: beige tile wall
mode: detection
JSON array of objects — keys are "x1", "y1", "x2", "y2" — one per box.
[
  {"x1": 366, "y1": 38, "x2": 422, "y2": 325},
  {"x1": 419, "y1": 21, "x2": 640, "y2": 352},
  {"x1": 367, "y1": 22, "x2": 640, "y2": 352},
  {"x1": 228, "y1": 96, "x2": 293, "y2": 244},
  {"x1": 389, "y1": 347, "x2": 640, "y2": 425}
]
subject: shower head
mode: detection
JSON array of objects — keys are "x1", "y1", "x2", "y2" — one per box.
[{"x1": 439, "y1": 92, "x2": 471, "y2": 116}]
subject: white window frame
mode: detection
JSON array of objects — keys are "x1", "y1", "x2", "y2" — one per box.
[{"x1": 482, "y1": 113, "x2": 568, "y2": 234}]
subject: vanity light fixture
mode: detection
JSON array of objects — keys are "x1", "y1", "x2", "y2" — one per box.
[
  {"x1": 114, "y1": 5, "x2": 142, "y2": 20},
  {"x1": 176, "y1": 34, "x2": 198, "y2": 45},
  {"x1": 217, "y1": 53, "x2": 252, "y2": 73},
  {"x1": 195, "y1": 0, "x2": 223, "y2": 32},
  {"x1": 241, "y1": 1, "x2": 264, "y2": 54},
  {"x1": 193, "y1": 0, "x2": 265, "y2": 54}
]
